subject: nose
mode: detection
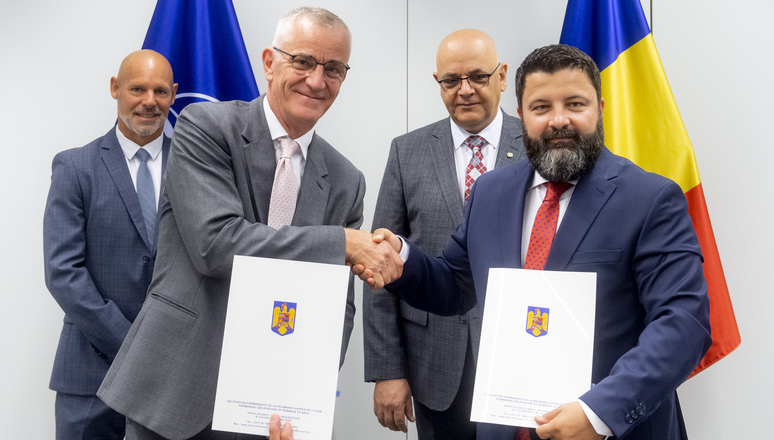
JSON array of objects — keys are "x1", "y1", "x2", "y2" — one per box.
[
  {"x1": 548, "y1": 108, "x2": 571, "y2": 130},
  {"x1": 457, "y1": 78, "x2": 475, "y2": 96},
  {"x1": 142, "y1": 90, "x2": 157, "y2": 108},
  {"x1": 305, "y1": 64, "x2": 327, "y2": 90}
]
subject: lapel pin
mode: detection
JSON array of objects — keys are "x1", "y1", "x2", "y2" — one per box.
[{"x1": 507, "y1": 152, "x2": 514, "y2": 158}]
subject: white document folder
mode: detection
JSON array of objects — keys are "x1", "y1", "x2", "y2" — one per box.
[
  {"x1": 212, "y1": 255, "x2": 350, "y2": 439},
  {"x1": 471, "y1": 268, "x2": 597, "y2": 428}
]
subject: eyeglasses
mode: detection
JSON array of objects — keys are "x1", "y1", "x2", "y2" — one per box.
[
  {"x1": 273, "y1": 47, "x2": 350, "y2": 81},
  {"x1": 436, "y1": 63, "x2": 502, "y2": 92}
]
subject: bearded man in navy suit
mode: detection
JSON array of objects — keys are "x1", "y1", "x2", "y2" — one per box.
[
  {"x1": 44, "y1": 50, "x2": 177, "y2": 440},
  {"x1": 356, "y1": 44, "x2": 711, "y2": 440}
]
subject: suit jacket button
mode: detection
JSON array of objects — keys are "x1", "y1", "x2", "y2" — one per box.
[
  {"x1": 459, "y1": 316, "x2": 467, "y2": 324},
  {"x1": 142, "y1": 256, "x2": 151, "y2": 264},
  {"x1": 636, "y1": 403, "x2": 645, "y2": 415},
  {"x1": 625, "y1": 414, "x2": 633, "y2": 424}
]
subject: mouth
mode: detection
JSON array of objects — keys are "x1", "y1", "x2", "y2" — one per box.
[{"x1": 135, "y1": 112, "x2": 161, "y2": 120}]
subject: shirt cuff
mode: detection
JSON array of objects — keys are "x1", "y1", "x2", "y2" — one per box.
[
  {"x1": 577, "y1": 399, "x2": 613, "y2": 438},
  {"x1": 398, "y1": 236, "x2": 410, "y2": 261}
]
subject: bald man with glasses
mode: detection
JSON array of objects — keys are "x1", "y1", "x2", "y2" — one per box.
[{"x1": 363, "y1": 28, "x2": 526, "y2": 440}]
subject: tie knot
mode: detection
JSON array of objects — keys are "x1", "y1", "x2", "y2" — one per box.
[
  {"x1": 545, "y1": 181, "x2": 572, "y2": 202},
  {"x1": 134, "y1": 148, "x2": 151, "y2": 163},
  {"x1": 464, "y1": 135, "x2": 485, "y2": 151},
  {"x1": 279, "y1": 137, "x2": 299, "y2": 159}
]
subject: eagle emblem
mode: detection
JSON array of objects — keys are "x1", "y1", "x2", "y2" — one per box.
[
  {"x1": 526, "y1": 306, "x2": 549, "y2": 337},
  {"x1": 271, "y1": 301, "x2": 296, "y2": 336}
]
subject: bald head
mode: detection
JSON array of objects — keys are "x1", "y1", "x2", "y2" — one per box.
[
  {"x1": 434, "y1": 29, "x2": 507, "y2": 134},
  {"x1": 436, "y1": 29, "x2": 499, "y2": 70},
  {"x1": 117, "y1": 50, "x2": 175, "y2": 84},
  {"x1": 111, "y1": 50, "x2": 177, "y2": 146}
]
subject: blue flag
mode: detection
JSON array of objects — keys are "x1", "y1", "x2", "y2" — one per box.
[{"x1": 142, "y1": 0, "x2": 260, "y2": 131}]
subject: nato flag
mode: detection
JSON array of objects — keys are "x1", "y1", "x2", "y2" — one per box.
[{"x1": 142, "y1": 0, "x2": 260, "y2": 131}]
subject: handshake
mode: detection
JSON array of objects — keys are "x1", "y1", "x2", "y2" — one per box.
[{"x1": 344, "y1": 228, "x2": 403, "y2": 289}]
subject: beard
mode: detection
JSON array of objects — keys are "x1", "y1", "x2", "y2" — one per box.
[
  {"x1": 119, "y1": 107, "x2": 165, "y2": 138},
  {"x1": 523, "y1": 118, "x2": 605, "y2": 182}
]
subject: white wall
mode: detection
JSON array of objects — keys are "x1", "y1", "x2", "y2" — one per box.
[{"x1": 0, "y1": 1, "x2": 770, "y2": 438}]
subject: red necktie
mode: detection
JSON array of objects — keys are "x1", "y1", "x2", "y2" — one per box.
[
  {"x1": 464, "y1": 135, "x2": 487, "y2": 202},
  {"x1": 515, "y1": 427, "x2": 532, "y2": 440},
  {"x1": 524, "y1": 181, "x2": 572, "y2": 270},
  {"x1": 517, "y1": 182, "x2": 570, "y2": 440}
]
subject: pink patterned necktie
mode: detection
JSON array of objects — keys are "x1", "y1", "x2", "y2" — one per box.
[
  {"x1": 267, "y1": 137, "x2": 299, "y2": 229},
  {"x1": 464, "y1": 135, "x2": 487, "y2": 202},
  {"x1": 523, "y1": 181, "x2": 573, "y2": 270}
]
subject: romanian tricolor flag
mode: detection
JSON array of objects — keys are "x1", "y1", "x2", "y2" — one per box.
[{"x1": 559, "y1": 0, "x2": 740, "y2": 376}]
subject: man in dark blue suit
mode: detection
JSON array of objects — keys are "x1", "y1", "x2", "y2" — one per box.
[
  {"x1": 357, "y1": 44, "x2": 711, "y2": 440},
  {"x1": 44, "y1": 50, "x2": 176, "y2": 440}
]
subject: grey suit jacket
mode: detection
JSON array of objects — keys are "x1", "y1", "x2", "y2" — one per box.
[
  {"x1": 98, "y1": 96, "x2": 364, "y2": 439},
  {"x1": 363, "y1": 111, "x2": 524, "y2": 410},
  {"x1": 44, "y1": 128, "x2": 170, "y2": 395}
]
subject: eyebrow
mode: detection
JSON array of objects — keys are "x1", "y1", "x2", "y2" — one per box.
[{"x1": 440, "y1": 68, "x2": 490, "y2": 79}]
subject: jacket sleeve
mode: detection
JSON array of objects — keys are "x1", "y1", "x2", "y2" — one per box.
[
  {"x1": 580, "y1": 181, "x2": 712, "y2": 438},
  {"x1": 43, "y1": 151, "x2": 132, "y2": 360}
]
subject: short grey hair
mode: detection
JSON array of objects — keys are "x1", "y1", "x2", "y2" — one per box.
[{"x1": 272, "y1": 7, "x2": 351, "y2": 48}]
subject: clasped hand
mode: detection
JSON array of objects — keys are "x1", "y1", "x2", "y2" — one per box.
[{"x1": 344, "y1": 228, "x2": 403, "y2": 289}]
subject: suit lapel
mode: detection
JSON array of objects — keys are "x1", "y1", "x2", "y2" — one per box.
[
  {"x1": 430, "y1": 120, "x2": 465, "y2": 222},
  {"x1": 493, "y1": 111, "x2": 525, "y2": 168},
  {"x1": 242, "y1": 98, "x2": 276, "y2": 224},
  {"x1": 158, "y1": 135, "x2": 171, "y2": 212},
  {"x1": 293, "y1": 136, "x2": 329, "y2": 226},
  {"x1": 547, "y1": 149, "x2": 618, "y2": 270},
  {"x1": 101, "y1": 129, "x2": 152, "y2": 250},
  {"x1": 498, "y1": 160, "x2": 532, "y2": 268}
]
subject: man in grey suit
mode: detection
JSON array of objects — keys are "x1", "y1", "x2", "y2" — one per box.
[
  {"x1": 44, "y1": 50, "x2": 177, "y2": 440},
  {"x1": 98, "y1": 7, "x2": 398, "y2": 440},
  {"x1": 364, "y1": 29, "x2": 525, "y2": 439}
]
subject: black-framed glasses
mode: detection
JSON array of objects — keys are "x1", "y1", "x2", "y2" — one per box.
[
  {"x1": 273, "y1": 47, "x2": 350, "y2": 81},
  {"x1": 437, "y1": 63, "x2": 501, "y2": 92}
]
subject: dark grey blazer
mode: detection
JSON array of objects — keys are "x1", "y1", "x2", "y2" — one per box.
[
  {"x1": 44, "y1": 128, "x2": 170, "y2": 395},
  {"x1": 98, "y1": 96, "x2": 364, "y2": 439},
  {"x1": 363, "y1": 111, "x2": 524, "y2": 410}
]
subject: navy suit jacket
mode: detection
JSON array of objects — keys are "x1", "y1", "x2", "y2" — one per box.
[
  {"x1": 387, "y1": 148, "x2": 712, "y2": 439},
  {"x1": 44, "y1": 128, "x2": 170, "y2": 395}
]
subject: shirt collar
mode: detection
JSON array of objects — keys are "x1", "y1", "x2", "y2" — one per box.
[
  {"x1": 263, "y1": 97, "x2": 311, "y2": 159},
  {"x1": 451, "y1": 107, "x2": 504, "y2": 150},
  {"x1": 116, "y1": 125, "x2": 164, "y2": 160},
  {"x1": 529, "y1": 171, "x2": 578, "y2": 190}
]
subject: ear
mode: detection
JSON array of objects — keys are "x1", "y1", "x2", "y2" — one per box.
[
  {"x1": 170, "y1": 83, "x2": 178, "y2": 105},
  {"x1": 498, "y1": 63, "x2": 508, "y2": 92},
  {"x1": 599, "y1": 97, "x2": 605, "y2": 112},
  {"x1": 262, "y1": 47, "x2": 275, "y2": 82},
  {"x1": 517, "y1": 106, "x2": 523, "y2": 119},
  {"x1": 110, "y1": 76, "x2": 119, "y2": 100},
  {"x1": 432, "y1": 71, "x2": 439, "y2": 82}
]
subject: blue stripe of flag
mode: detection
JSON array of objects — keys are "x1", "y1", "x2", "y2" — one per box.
[
  {"x1": 142, "y1": 0, "x2": 259, "y2": 127},
  {"x1": 559, "y1": 0, "x2": 651, "y2": 71}
]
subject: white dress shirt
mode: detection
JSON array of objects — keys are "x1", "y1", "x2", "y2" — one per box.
[{"x1": 116, "y1": 126, "x2": 164, "y2": 209}]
